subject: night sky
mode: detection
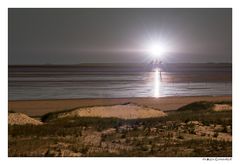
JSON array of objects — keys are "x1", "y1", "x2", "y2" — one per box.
[{"x1": 8, "y1": 8, "x2": 232, "y2": 65}]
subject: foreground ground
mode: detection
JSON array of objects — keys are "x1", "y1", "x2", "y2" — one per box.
[{"x1": 8, "y1": 99, "x2": 232, "y2": 157}]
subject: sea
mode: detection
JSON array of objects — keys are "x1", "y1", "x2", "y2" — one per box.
[{"x1": 8, "y1": 63, "x2": 232, "y2": 100}]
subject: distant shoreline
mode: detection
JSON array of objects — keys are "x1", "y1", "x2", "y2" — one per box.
[
  {"x1": 8, "y1": 63, "x2": 232, "y2": 75},
  {"x1": 8, "y1": 62, "x2": 232, "y2": 67}
]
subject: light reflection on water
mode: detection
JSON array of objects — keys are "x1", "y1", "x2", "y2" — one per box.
[
  {"x1": 9, "y1": 68, "x2": 232, "y2": 100},
  {"x1": 154, "y1": 68, "x2": 160, "y2": 98}
]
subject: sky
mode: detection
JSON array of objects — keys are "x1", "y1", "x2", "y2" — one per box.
[{"x1": 8, "y1": 8, "x2": 232, "y2": 65}]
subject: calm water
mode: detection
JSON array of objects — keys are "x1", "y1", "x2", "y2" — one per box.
[{"x1": 8, "y1": 65, "x2": 232, "y2": 100}]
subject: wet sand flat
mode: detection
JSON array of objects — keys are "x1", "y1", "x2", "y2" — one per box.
[{"x1": 9, "y1": 96, "x2": 231, "y2": 116}]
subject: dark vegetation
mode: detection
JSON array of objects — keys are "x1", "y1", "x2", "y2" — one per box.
[{"x1": 177, "y1": 101, "x2": 231, "y2": 111}]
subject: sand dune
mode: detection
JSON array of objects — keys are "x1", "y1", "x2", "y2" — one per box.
[
  {"x1": 213, "y1": 104, "x2": 232, "y2": 111},
  {"x1": 56, "y1": 104, "x2": 166, "y2": 120},
  {"x1": 8, "y1": 113, "x2": 43, "y2": 125}
]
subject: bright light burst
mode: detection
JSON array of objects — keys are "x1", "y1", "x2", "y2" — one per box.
[{"x1": 148, "y1": 43, "x2": 166, "y2": 58}]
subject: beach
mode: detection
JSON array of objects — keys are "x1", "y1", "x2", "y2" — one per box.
[
  {"x1": 8, "y1": 65, "x2": 232, "y2": 157},
  {"x1": 9, "y1": 96, "x2": 231, "y2": 116}
]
